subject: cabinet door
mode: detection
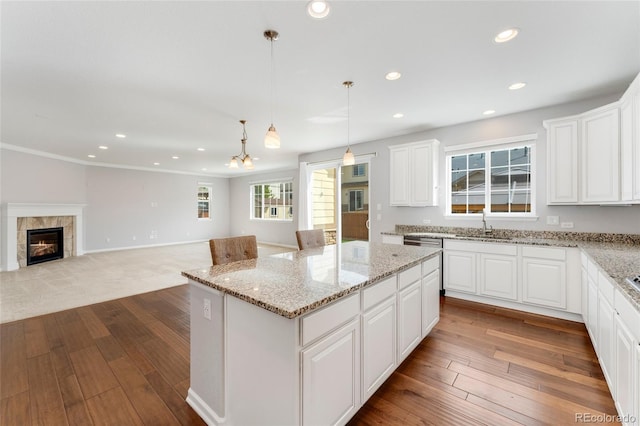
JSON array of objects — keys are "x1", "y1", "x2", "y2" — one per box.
[
  {"x1": 614, "y1": 313, "x2": 635, "y2": 423},
  {"x1": 636, "y1": 343, "x2": 640, "y2": 426},
  {"x1": 546, "y1": 119, "x2": 579, "y2": 203},
  {"x1": 581, "y1": 107, "x2": 620, "y2": 203},
  {"x1": 389, "y1": 147, "x2": 410, "y2": 206},
  {"x1": 620, "y1": 98, "x2": 634, "y2": 201},
  {"x1": 422, "y1": 269, "x2": 440, "y2": 336},
  {"x1": 597, "y1": 297, "x2": 615, "y2": 388},
  {"x1": 587, "y1": 278, "x2": 599, "y2": 347},
  {"x1": 522, "y1": 258, "x2": 567, "y2": 309},
  {"x1": 634, "y1": 92, "x2": 640, "y2": 201},
  {"x1": 362, "y1": 297, "x2": 396, "y2": 400},
  {"x1": 444, "y1": 250, "x2": 476, "y2": 294},
  {"x1": 411, "y1": 142, "x2": 437, "y2": 206},
  {"x1": 302, "y1": 319, "x2": 360, "y2": 426},
  {"x1": 479, "y1": 254, "x2": 517, "y2": 301},
  {"x1": 580, "y1": 266, "x2": 588, "y2": 324},
  {"x1": 397, "y1": 281, "x2": 422, "y2": 362}
]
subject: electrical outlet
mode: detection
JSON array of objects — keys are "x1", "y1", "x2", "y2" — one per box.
[
  {"x1": 105, "y1": 237, "x2": 110, "y2": 243},
  {"x1": 203, "y1": 298, "x2": 211, "y2": 320},
  {"x1": 377, "y1": 203, "x2": 382, "y2": 211},
  {"x1": 546, "y1": 216, "x2": 559, "y2": 225},
  {"x1": 376, "y1": 213, "x2": 382, "y2": 221},
  {"x1": 132, "y1": 235, "x2": 136, "y2": 241},
  {"x1": 560, "y1": 222, "x2": 574, "y2": 229},
  {"x1": 423, "y1": 218, "x2": 431, "y2": 224}
]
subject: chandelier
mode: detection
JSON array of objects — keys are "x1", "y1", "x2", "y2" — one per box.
[{"x1": 228, "y1": 120, "x2": 254, "y2": 170}]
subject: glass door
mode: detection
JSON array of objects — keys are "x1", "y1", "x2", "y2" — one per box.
[
  {"x1": 310, "y1": 166, "x2": 338, "y2": 245},
  {"x1": 340, "y1": 163, "x2": 369, "y2": 242}
]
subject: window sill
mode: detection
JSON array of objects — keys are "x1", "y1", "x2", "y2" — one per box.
[
  {"x1": 445, "y1": 214, "x2": 539, "y2": 222},
  {"x1": 250, "y1": 218, "x2": 294, "y2": 223}
]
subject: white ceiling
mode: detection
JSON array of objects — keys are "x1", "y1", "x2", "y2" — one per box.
[{"x1": 2, "y1": 1, "x2": 639, "y2": 177}]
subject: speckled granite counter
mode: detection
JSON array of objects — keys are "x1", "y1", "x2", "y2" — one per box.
[
  {"x1": 383, "y1": 225, "x2": 640, "y2": 312},
  {"x1": 182, "y1": 241, "x2": 440, "y2": 319}
]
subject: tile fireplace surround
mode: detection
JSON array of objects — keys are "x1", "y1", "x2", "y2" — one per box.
[{"x1": 1, "y1": 203, "x2": 85, "y2": 271}]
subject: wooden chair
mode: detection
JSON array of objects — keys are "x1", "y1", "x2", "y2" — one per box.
[
  {"x1": 295, "y1": 229, "x2": 326, "y2": 250},
  {"x1": 209, "y1": 235, "x2": 258, "y2": 265}
]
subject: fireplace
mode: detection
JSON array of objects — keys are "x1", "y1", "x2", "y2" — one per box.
[{"x1": 26, "y1": 227, "x2": 64, "y2": 265}]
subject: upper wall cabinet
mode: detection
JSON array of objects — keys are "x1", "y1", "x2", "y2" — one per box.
[
  {"x1": 389, "y1": 140, "x2": 440, "y2": 207},
  {"x1": 544, "y1": 72, "x2": 640, "y2": 205}
]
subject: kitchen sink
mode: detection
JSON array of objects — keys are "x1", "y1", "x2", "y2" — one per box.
[{"x1": 464, "y1": 234, "x2": 512, "y2": 241}]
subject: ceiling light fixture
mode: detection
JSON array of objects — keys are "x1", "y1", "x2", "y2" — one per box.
[
  {"x1": 393, "y1": 113, "x2": 404, "y2": 118},
  {"x1": 87, "y1": 154, "x2": 96, "y2": 158},
  {"x1": 509, "y1": 82, "x2": 527, "y2": 90},
  {"x1": 115, "y1": 133, "x2": 126, "y2": 139},
  {"x1": 307, "y1": 1, "x2": 330, "y2": 19},
  {"x1": 494, "y1": 28, "x2": 519, "y2": 43},
  {"x1": 229, "y1": 120, "x2": 254, "y2": 170},
  {"x1": 385, "y1": 71, "x2": 402, "y2": 81},
  {"x1": 197, "y1": 147, "x2": 205, "y2": 152},
  {"x1": 483, "y1": 109, "x2": 496, "y2": 115},
  {"x1": 342, "y1": 81, "x2": 355, "y2": 166},
  {"x1": 99, "y1": 145, "x2": 108, "y2": 150},
  {"x1": 264, "y1": 30, "x2": 280, "y2": 149},
  {"x1": 172, "y1": 156, "x2": 179, "y2": 159}
]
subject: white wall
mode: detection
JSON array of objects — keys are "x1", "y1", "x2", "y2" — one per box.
[
  {"x1": 300, "y1": 93, "x2": 640, "y2": 241},
  {"x1": 1, "y1": 149, "x2": 230, "y2": 253},
  {"x1": 228, "y1": 169, "x2": 298, "y2": 247}
]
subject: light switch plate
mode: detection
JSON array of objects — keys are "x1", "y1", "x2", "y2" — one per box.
[
  {"x1": 560, "y1": 222, "x2": 574, "y2": 229},
  {"x1": 546, "y1": 216, "x2": 559, "y2": 225}
]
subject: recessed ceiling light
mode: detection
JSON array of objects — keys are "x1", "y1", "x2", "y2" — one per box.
[
  {"x1": 393, "y1": 113, "x2": 404, "y2": 118},
  {"x1": 307, "y1": 0, "x2": 330, "y2": 19},
  {"x1": 115, "y1": 133, "x2": 126, "y2": 139},
  {"x1": 509, "y1": 82, "x2": 527, "y2": 90},
  {"x1": 385, "y1": 71, "x2": 402, "y2": 81},
  {"x1": 202, "y1": 168, "x2": 208, "y2": 171},
  {"x1": 253, "y1": 157, "x2": 260, "y2": 161},
  {"x1": 172, "y1": 156, "x2": 179, "y2": 159},
  {"x1": 98, "y1": 145, "x2": 108, "y2": 150},
  {"x1": 153, "y1": 162, "x2": 160, "y2": 166},
  {"x1": 494, "y1": 28, "x2": 518, "y2": 43},
  {"x1": 483, "y1": 109, "x2": 496, "y2": 115},
  {"x1": 87, "y1": 154, "x2": 96, "y2": 158},
  {"x1": 197, "y1": 148, "x2": 205, "y2": 152}
]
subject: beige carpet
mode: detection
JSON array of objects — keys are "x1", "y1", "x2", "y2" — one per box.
[{"x1": 0, "y1": 241, "x2": 293, "y2": 323}]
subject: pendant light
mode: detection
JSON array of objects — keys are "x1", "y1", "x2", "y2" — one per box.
[
  {"x1": 229, "y1": 120, "x2": 254, "y2": 170},
  {"x1": 264, "y1": 30, "x2": 280, "y2": 149},
  {"x1": 342, "y1": 81, "x2": 355, "y2": 166}
]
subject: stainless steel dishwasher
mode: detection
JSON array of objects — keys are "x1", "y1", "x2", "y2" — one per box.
[{"x1": 403, "y1": 233, "x2": 445, "y2": 295}]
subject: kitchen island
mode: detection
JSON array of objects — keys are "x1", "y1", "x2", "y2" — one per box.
[{"x1": 182, "y1": 241, "x2": 441, "y2": 426}]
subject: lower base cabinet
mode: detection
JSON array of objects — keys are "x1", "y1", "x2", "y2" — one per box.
[
  {"x1": 362, "y1": 296, "x2": 396, "y2": 400},
  {"x1": 422, "y1": 267, "x2": 440, "y2": 334},
  {"x1": 302, "y1": 319, "x2": 361, "y2": 426},
  {"x1": 397, "y1": 280, "x2": 422, "y2": 362}
]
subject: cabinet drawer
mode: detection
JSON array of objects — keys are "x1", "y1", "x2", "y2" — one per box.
[
  {"x1": 301, "y1": 293, "x2": 359, "y2": 346},
  {"x1": 521, "y1": 246, "x2": 566, "y2": 261},
  {"x1": 615, "y1": 290, "x2": 640, "y2": 341},
  {"x1": 422, "y1": 256, "x2": 439, "y2": 277},
  {"x1": 398, "y1": 264, "x2": 421, "y2": 290},
  {"x1": 363, "y1": 277, "x2": 396, "y2": 311},
  {"x1": 598, "y1": 272, "x2": 615, "y2": 305}
]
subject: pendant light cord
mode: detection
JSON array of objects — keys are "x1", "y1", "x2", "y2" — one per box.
[{"x1": 270, "y1": 37, "x2": 275, "y2": 126}]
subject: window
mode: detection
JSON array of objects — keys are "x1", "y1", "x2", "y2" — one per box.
[
  {"x1": 348, "y1": 190, "x2": 364, "y2": 211},
  {"x1": 352, "y1": 163, "x2": 366, "y2": 177},
  {"x1": 251, "y1": 181, "x2": 294, "y2": 221},
  {"x1": 448, "y1": 145, "x2": 533, "y2": 215},
  {"x1": 197, "y1": 186, "x2": 211, "y2": 220}
]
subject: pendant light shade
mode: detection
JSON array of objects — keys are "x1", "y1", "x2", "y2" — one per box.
[
  {"x1": 264, "y1": 30, "x2": 280, "y2": 149},
  {"x1": 264, "y1": 124, "x2": 280, "y2": 149},
  {"x1": 342, "y1": 81, "x2": 355, "y2": 166}
]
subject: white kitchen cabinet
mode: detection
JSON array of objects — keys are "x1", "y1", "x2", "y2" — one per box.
[
  {"x1": 381, "y1": 234, "x2": 403, "y2": 245},
  {"x1": 444, "y1": 249, "x2": 476, "y2": 294},
  {"x1": 580, "y1": 254, "x2": 588, "y2": 324},
  {"x1": 422, "y1": 268, "x2": 440, "y2": 336},
  {"x1": 545, "y1": 118, "x2": 579, "y2": 203},
  {"x1": 581, "y1": 106, "x2": 620, "y2": 203},
  {"x1": 620, "y1": 73, "x2": 640, "y2": 202},
  {"x1": 479, "y1": 252, "x2": 518, "y2": 301},
  {"x1": 635, "y1": 343, "x2": 640, "y2": 426},
  {"x1": 614, "y1": 290, "x2": 640, "y2": 426},
  {"x1": 302, "y1": 318, "x2": 361, "y2": 426},
  {"x1": 397, "y1": 280, "x2": 422, "y2": 362},
  {"x1": 597, "y1": 273, "x2": 616, "y2": 389},
  {"x1": 389, "y1": 140, "x2": 440, "y2": 206},
  {"x1": 361, "y1": 276, "x2": 397, "y2": 401},
  {"x1": 521, "y1": 247, "x2": 567, "y2": 310},
  {"x1": 587, "y1": 275, "x2": 599, "y2": 348}
]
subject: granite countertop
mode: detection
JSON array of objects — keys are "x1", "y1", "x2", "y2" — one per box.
[
  {"x1": 182, "y1": 241, "x2": 440, "y2": 319},
  {"x1": 385, "y1": 225, "x2": 640, "y2": 312}
]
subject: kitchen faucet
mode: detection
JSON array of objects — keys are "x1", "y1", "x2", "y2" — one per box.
[{"x1": 482, "y1": 209, "x2": 493, "y2": 235}]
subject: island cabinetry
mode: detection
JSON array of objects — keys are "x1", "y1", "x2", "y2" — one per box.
[
  {"x1": 422, "y1": 256, "x2": 440, "y2": 335},
  {"x1": 397, "y1": 264, "x2": 422, "y2": 361},
  {"x1": 613, "y1": 290, "x2": 639, "y2": 425},
  {"x1": 361, "y1": 276, "x2": 396, "y2": 400},
  {"x1": 521, "y1": 246, "x2": 567, "y2": 310},
  {"x1": 597, "y1": 272, "x2": 616, "y2": 389},
  {"x1": 389, "y1": 139, "x2": 440, "y2": 206}
]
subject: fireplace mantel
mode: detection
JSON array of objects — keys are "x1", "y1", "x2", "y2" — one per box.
[{"x1": 1, "y1": 203, "x2": 86, "y2": 271}]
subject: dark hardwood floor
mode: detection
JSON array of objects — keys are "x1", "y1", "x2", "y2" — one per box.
[{"x1": 1, "y1": 285, "x2": 619, "y2": 425}]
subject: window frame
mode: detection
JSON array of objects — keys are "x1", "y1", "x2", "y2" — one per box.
[
  {"x1": 352, "y1": 163, "x2": 366, "y2": 177},
  {"x1": 197, "y1": 184, "x2": 212, "y2": 221},
  {"x1": 250, "y1": 179, "x2": 294, "y2": 222},
  {"x1": 444, "y1": 135, "x2": 537, "y2": 219}
]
